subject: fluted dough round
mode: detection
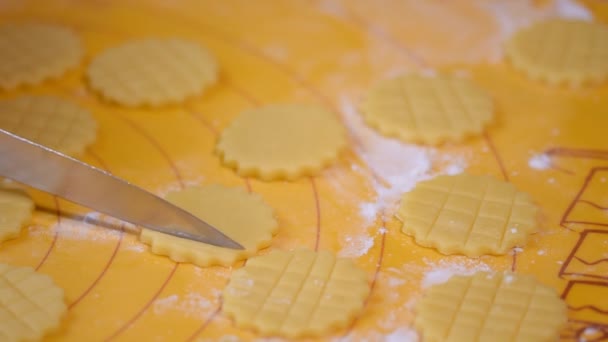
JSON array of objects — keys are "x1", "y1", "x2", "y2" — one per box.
[
  {"x1": 361, "y1": 74, "x2": 493, "y2": 145},
  {"x1": 0, "y1": 186, "x2": 34, "y2": 243},
  {"x1": 415, "y1": 272, "x2": 567, "y2": 342},
  {"x1": 0, "y1": 95, "x2": 97, "y2": 156},
  {"x1": 87, "y1": 38, "x2": 218, "y2": 107},
  {"x1": 0, "y1": 23, "x2": 82, "y2": 90},
  {"x1": 506, "y1": 19, "x2": 608, "y2": 86},
  {"x1": 0, "y1": 263, "x2": 67, "y2": 342},
  {"x1": 396, "y1": 174, "x2": 538, "y2": 256},
  {"x1": 216, "y1": 104, "x2": 347, "y2": 181},
  {"x1": 140, "y1": 185, "x2": 277, "y2": 267},
  {"x1": 223, "y1": 249, "x2": 370, "y2": 338}
]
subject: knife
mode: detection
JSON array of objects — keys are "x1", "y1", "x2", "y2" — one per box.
[{"x1": 0, "y1": 128, "x2": 243, "y2": 250}]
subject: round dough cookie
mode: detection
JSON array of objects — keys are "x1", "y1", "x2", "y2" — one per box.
[
  {"x1": 87, "y1": 38, "x2": 218, "y2": 107},
  {"x1": 0, "y1": 263, "x2": 67, "y2": 341},
  {"x1": 506, "y1": 19, "x2": 608, "y2": 86},
  {"x1": 361, "y1": 74, "x2": 493, "y2": 145},
  {"x1": 139, "y1": 185, "x2": 277, "y2": 267},
  {"x1": 216, "y1": 104, "x2": 347, "y2": 181},
  {"x1": 415, "y1": 272, "x2": 567, "y2": 342},
  {"x1": 223, "y1": 249, "x2": 370, "y2": 338},
  {"x1": 0, "y1": 23, "x2": 82, "y2": 90},
  {"x1": 396, "y1": 174, "x2": 538, "y2": 256},
  {"x1": 0, "y1": 95, "x2": 97, "y2": 156},
  {"x1": 0, "y1": 187, "x2": 34, "y2": 243}
]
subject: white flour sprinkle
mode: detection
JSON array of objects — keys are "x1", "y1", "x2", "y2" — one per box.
[
  {"x1": 153, "y1": 292, "x2": 212, "y2": 318},
  {"x1": 385, "y1": 327, "x2": 419, "y2": 342},
  {"x1": 338, "y1": 234, "x2": 375, "y2": 258},
  {"x1": 528, "y1": 153, "x2": 552, "y2": 170},
  {"x1": 421, "y1": 259, "x2": 493, "y2": 288},
  {"x1": 537, "y1": 249, "x2": 546, "y2": 255}
]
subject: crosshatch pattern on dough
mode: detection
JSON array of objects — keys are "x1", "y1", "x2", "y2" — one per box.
[
  {"x1": 223, "y1": 250, "x2": 370, "y2": 338},
  {"x1": 87, "y1": 38, "x2": 218, "y2": 107},
  {"x1": 506, "y1": 19, "x2": 608, "y2": 85},
  {"x1": 396, "y1": 174, "x2": 538, "y2": 256},
  {"x1": 415, "y1": 272, "x2": 567, "y2": 342},
  {"x1": 140, "y1": 185, "x2": 278, "y2": 267},
  {"x1": 0, "y1": 95, "x2": 97, "y2": 156},
  {"x1": 0, "y1": 187, "x2": 34, "y2": 243},
  {"x1": 0, "y1": 23, "x2": 82, "y2": 90},
  {"x1": 216, "y1": 104, "x2": 348, "y2": 181},
  {"x1": 361, "y1": 74, "x2": 493, "y2": 145},
  {"x1": 0, "y1": 264, "x2": 67, "y2": 342}
]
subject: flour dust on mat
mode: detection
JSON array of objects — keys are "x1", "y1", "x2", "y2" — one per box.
[{"x1": 153, "y1": 292, "x2": 213, "y2": 318}]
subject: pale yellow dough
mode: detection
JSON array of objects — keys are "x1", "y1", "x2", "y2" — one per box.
[
  {"x1": 396, "y1": 174, "x2": 538, "y2": 256},
  {"x1": 216, "y1": 104, "x2": 347, "y2": 181},
  {"x1": 140, "y1": 185, "x2": 277, "y2": 267},
  {"x1": 0, "y1": 95, "x2": 97, "y2": 156},
  {"x1": 0, "y1": 186, "x2": 34, "y2": 243},
  {"x1": 506, "y1": 19, "x2": 608, "y2": 85},
  {"x1": 415, "y1": 272, "x2": 567, "y2": 342},
  {"x1": 0, "y1": 263, "x2": 67, "y2": 341},
  {"x1": 87, "y1": 38, "x2": 218, "y2": 107},
  {"x1": 0, "y1": 23, "x2": 82, "y2": 90},
  {"x1": 223, "y1": 249, "x2": 370, "y2": 338},
  {"x1": 361, "y1": 74, "x2": 493, "y2": 145}
]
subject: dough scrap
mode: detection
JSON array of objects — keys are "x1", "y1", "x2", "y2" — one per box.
[
  {"x1": 223, "y1": 249, "x2": 370, "y2": 338},
  {"x1": 415, "y1": 272, "x2": 567, "y2": 342},
  {"x1": 139, "y1": 185, "x2": 277, "y2": 267},
  {"x1": 87, "y1": 38, "x2": 218, "y2": 107},
  {"x1": 396, "y1": 174, "x2": 538, "y2": 256},
  {"x1": 216, "y1": 104, "x2": 347, "y2": 181},
  {"x1": 0, "y1": 263, "x2": 67, "y2": 342},
  {"x1": 0, "y1": 95, "x2": 97, "y2": 156},
  {"x1": 506, "y1": 19, "x2": 608, "y2": 86},
  {"x1": 0, "y1": 186, "x2": 34, "y2": 243},
  {"x1": 0, "y1": 23, "x2": 82, "y2": 90},
  {"x1": 361, "y1": 74, "x2": 493, "y2": 145}
]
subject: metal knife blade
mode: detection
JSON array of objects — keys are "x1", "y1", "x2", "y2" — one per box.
[{"x1": 0, "y1": 129, "x2": 243, "y2": 250}]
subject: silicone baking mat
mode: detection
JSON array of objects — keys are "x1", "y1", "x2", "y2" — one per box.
[{"x1": 0, "y1": 0, "x2": 607, "y2": 341}]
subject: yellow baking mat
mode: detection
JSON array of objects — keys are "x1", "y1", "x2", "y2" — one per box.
[{"x1": 0, "y1": 0, "x2": 607, "y2": 341}]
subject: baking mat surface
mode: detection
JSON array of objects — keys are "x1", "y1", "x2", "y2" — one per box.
[{"x1": 0, "y1": 0, "x2": 607, "y2": 341}]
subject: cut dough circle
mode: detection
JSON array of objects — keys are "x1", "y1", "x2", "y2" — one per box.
[
  {"x1": 506, "y1": 19, "x2": 608, "y2": 86},
  {"x1": 361, "y1": 74, "x2": 493, "y2": 145},
  {"x1": 0, "y1": 95, "x2": 97, "y2": 156},
  {"x1": 0, "y1": 186, "x2": 34, "y2": 243},
  {"x1": 87, "y1": 38, "x2": 218, "y2": 107},
  {"x1": 415, "y1": 272, "x2": 567, "y2": 342},
  {"x1": 216, "y1": 104, "x2": 347, "y2": 181},
  {"x1": 0, "y1": 23, "x2": 82, "y2": 90},
  {"x1": 396, "y1": 174, "x2": 538, "y2": 256},
  {"x1": 0, "y1": 263, "x2": 67, "y2": 342},
  {"x1": 223, "y1": 249, "x2": 370, "y2": 338},
  {"x1": 140, "y1": 185, "x2": 277, "y2": 267}
]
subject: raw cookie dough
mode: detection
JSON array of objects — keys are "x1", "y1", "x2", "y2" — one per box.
[
  {"x1": 361, "y1": 74, "x2": 493, "y2": 145},
  {"x1": 0, "y1": 263, "x2": 67, "y2": 341},
  {"x1": 223, "y1": 249, "x2": 370, "y2": 338},
  {"x1": 396, "y1": 174, "x2": 538, "y2": 256},
  {"x1": 216, "y1": 104, "x2": 347, "y2": 181},
  {"x1": 0, "y1": 95, "x2": 97, "y2": 156},
  {"x1": 140, "y1": 185, "x2": 277, "y2": 267},
  {"x1": 0, "y1": 187, "x2": 34, "y2": 243},
  {"x1": 506, "y1": 19, "x2": 608, "y2": 86},
  {"x1": 415, "y1": 272, "x2": 567, "y2": 342},
  {"x1": 0, "y1": 23, "x2": 82, "y2": 90},
  {"x1": 87, "y1": 38, "x2": 218, "y2": 107}
]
